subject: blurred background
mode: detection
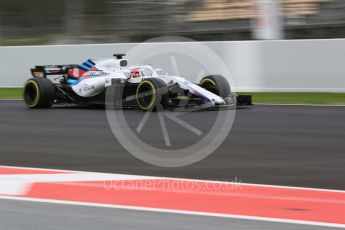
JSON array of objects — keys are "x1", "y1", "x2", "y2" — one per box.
[{"x1": 0, "y1": 0, "x2": 345, "y2": 45}]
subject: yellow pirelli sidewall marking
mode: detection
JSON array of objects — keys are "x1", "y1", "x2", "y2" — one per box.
[
  {"x1": 200, "y1": 78, "x2": 216, "y2": 86},
  {"x1": 136, "y1": 80, "x2": 157, "y2": 110},
  {"x1": 25, "y1": 80, "x2": 40, "y2": 108}
]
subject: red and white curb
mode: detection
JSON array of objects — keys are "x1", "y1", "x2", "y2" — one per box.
[{"x1": 1, "y1": 166, "x2": 345, "y2": 228}]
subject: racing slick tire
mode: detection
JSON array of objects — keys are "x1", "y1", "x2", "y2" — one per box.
[
  {"x1": 136, "y1": 78, "x2": 168, "y2": 111},
  {"x1": 23, "y1": 78, "x2": 55, "y2": 109},
  {"x1": 199, "y1": 75, "x2": 231, "y2": 99}
]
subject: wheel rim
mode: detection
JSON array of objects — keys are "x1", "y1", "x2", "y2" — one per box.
[
  {"x1": 24, "y1": 80, "x2": 40, "y2": 107},
  {"x1": 136, "y1": 81, "x2": 157, "y2": 110}
]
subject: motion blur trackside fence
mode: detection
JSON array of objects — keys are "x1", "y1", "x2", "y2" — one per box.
[{"x1": 2, "y1": 0, "x2": 345, "y2": 43}]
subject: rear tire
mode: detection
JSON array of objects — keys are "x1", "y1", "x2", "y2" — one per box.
[
  {"x1": 23, "y1": 78, "x2": 55, "y2": 109},
  {"x1": 199, "y1": 75, "x2": 231, "y2": 99},
  {"x1": 136, "y1": 78, "x2": 168, "y2": 111}
]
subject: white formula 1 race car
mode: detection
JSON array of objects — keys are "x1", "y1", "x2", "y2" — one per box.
[{"x1": 24, "y1": 54, "x2": 251, "y2": 110}]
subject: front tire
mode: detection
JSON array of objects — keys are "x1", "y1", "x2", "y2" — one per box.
[
  {"x1": 136, "y1": 78, "x2": 168, "y2": 111},
  {"x1": 199, "y1": 75, "x2": 231, "y2": 99},
  {"x1": 23, "y1": 78, "x2": 55, "y2": 109}
]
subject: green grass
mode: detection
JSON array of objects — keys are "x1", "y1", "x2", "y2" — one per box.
[
  {"x1": 0, "y1": 88, "x2": 23, "y2": 99},
  {"x1": 243, "y1": 92, "x2": 345, "y2": 105},
  {"x1": 0, "y1": 38, "x2": 50, "y2": 46},
  {"x1": 0, "y1": 88, "x2": 344, "y2": 105}
]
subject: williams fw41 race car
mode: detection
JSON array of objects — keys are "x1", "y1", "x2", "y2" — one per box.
[{"x1": 23, "y1": 54, "x2": 252, "y2": 110}]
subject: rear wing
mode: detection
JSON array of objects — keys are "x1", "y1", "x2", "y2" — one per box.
[{"x1": 31, "y1": 65, "x2": 78, "y2": 78}]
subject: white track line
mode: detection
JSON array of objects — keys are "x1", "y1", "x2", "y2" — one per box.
[{"x1": 0, "y1": 173, "x2": 157, "y2": 195}]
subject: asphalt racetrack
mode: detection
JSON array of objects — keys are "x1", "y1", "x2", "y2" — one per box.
[
  {"x1": 0, "y1": 199, "x2": 333, "y2": 230},
  {"x1": 1, "y1": 100, "x2": 345, "y2": 230},
  {"x1": 0, "y1": 100, "x2": 344, "y2": 189}
]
